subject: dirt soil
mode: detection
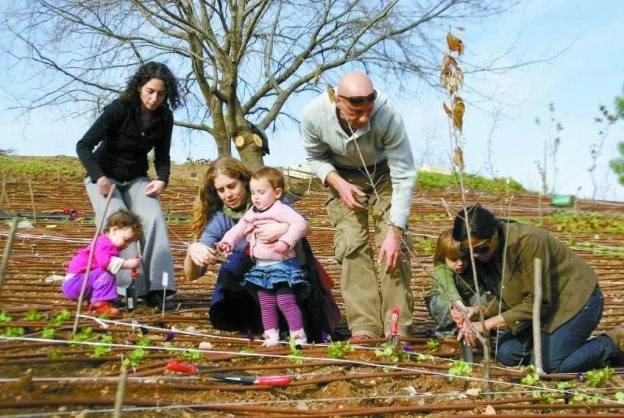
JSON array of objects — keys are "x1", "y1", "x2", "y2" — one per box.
[{"x1": 0, "y1": 158, "x2": 624, "y2": 416}]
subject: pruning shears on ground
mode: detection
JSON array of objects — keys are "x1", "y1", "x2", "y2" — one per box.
[{"x1": 165, "y1": 361, "x2": 292, "y2": 387}]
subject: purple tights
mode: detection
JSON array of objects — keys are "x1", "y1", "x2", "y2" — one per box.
[{"x1": 258, "y1": 289, "x2": 303, "y2": 331}]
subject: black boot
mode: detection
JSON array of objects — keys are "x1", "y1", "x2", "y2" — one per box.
[{"x1": 145, "y1": 292, "x2": 176, "y2": 311}]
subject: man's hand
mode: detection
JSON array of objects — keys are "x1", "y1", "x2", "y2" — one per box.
[
  {"x1": 377, "y1": 227, "x2": 403, "y2": 273},
  {"x1": 145, "y1": 180, "x2": 166, "y2": 196},
  {"x1": 326, "y1": 171, "x2": 366, "y2": 210},
  {"x1": 96, "y1": 176, "x2": 113, "y2": 196}
]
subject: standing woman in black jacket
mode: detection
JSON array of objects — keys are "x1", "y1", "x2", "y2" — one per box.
[{"x1": 76, "y1": 62, "x2": 181, "y2": 310}]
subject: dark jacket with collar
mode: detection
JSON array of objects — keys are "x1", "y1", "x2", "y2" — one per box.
[
  {"x1": 76, "y1": 98, "x2": 173, "y2": 185},
  {"x1": 480, "y1": 222, "x2": 598, "y2": 334}
]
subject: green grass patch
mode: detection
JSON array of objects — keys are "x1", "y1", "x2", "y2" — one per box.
[{"x1": 417, "y1": 171, "x2": 525, "y2": 194}]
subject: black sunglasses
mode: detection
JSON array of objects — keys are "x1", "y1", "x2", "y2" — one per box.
[
  {"x1": 461, "y1": 236, "x2": 492, "y2": 255},
  {"x1": 337, "y1": 89, "x2": 377, "y2": 105}
]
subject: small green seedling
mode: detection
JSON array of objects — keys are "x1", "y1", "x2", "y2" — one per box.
[
  {"x1": 24, "y1": 309, "x2": 43, "y2": 321},
  {"x1": 374, "y1": 342, "x2": 407, "y2": 363},
  {"x1": 182, "y1": 349, "x2": 202, "y2": 361},
  {"x1": 4, "y1": 326, "x2": 24, "y2": 337},
  {"x1": 448, "y1": 359, "x2": 472, "y2": 380},
  {"x1": 287, "y1": 337, "x2": 303, "y2": 363},
  {"x1": 72, "y1": 326, "x2": 97, "y2": 344},
  {"x1": 122, "y1": 335, "x2": 152, "y2": 367},
  {"x1": 0, "y1": 311, "x2": 12, "y2": 323},
  {"x1": 415, "y1": 353, "x2": 434, "y2": 362},
  {"x1": 49, "y1": 309, "x2": 71, "y2": 326},
  {"x1": 614, "y1": 392, "x2": 624, "y2": 403},
  {"x1": 327, "y1": 340, "x2": 354, "y2": 359},
  {"x1": 520, "y1": 365, "x2": 541, "y2": 386},
  {"x1": 91, "y1": 334, "x2": 114, "y2": 357},
  {"x1": 585, "y1": 366, "x2": 613, "y2": 388},
  {"x1": 425, "y1": 339, "x2": 441, "y2": 351},
  {"x1": 41, "y1": 327, "x2": 56, "y2": 340}
]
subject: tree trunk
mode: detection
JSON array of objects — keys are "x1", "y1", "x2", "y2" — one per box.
[{"x1": 235, "y1": 132, "x2": 264, "y2": 171}]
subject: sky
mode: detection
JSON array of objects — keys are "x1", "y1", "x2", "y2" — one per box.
[{"x1": 1, "y1": 0, "x2": 623, "y2": 201}]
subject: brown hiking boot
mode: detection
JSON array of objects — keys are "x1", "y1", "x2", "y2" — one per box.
[{"x1": 605, "y1": 325, "x2": 624, "y2": 353}]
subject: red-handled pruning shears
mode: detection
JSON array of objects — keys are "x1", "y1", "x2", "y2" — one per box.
[
  {"x1": 165, "y1": 361, "x2": 292, "y2": 387},
  {"x1": 390, "y1": 306, "x2": 400, "y2": 346}
]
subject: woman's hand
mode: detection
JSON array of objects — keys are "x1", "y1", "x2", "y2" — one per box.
[
  {"x1": 96, "y1": 176, "x2": 113, "y2": 196},
  {"x1": 187, "y1": 242, "x2": 217, "y2": 267},
  {"x1": 450, "y1": 305, "x2": 478, "y2": 327},
  {"x1": 254, "y1": 220, "x2": 288, "y2": 243},
  {"x1": 457, "y1": 321, "x2": 483, "y2": 347},
  {"x1": 145, "y1": 180, "x2": 166, "y2": 196},
  {"x1": 274, "y1": 240, "x2": 290, "y2": 256}
]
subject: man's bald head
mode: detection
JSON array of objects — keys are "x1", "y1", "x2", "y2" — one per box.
[{"x1": 337, "y1": 72, "x2": 374, "y2": 97}]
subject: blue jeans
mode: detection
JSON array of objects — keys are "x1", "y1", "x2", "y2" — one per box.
[{"x1": 496, "y1": 287, "x2": 617, "y2": 373}]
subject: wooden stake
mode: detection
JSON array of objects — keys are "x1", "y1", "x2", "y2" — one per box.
[
  {"x1": 533, "y1": 257, "x2": 543, "y2": 373},
  {"x1": 113, "y1": 364, "x2": 128, "y2": 418},
  {"x1": 161, "y1": 272, "x2": 168, "y2": 318},
  {"x1": 0, "y1": 174, "x2": 7, "y2": 209},
  {"x1": 72, "y1": 184, "x2": 116, "y2": 335},
  {"x1": 28, "y1": 178, "x2": 36, "y2": 225},
  {"x1": 0, "y1": 217, "x2": 18, "y2": 291}
]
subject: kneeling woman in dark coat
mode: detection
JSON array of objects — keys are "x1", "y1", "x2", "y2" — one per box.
[{"x1": 451, "y1": 204, "x2": 623, "y2": 373}]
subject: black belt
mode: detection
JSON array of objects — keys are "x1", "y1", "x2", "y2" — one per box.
[{"x1": 334, "y1": 159, "x2": 389, "y2": 176}]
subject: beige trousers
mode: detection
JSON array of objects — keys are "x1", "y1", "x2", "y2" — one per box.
[{"x1": 325, "y1": 166, "x2": 413, "y2": 337}]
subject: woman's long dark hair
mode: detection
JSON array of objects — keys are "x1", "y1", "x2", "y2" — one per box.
[
  {"x1": 452, "y1": 204, "x2": 499, "y2": 242},
  {"x1": 120, "y1": 62, "x2": 181, "y2": 110}
]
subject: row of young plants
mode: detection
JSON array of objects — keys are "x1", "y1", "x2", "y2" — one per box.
[{"x1": 2, "y1": 308, "x2": 623, "y2": 407}]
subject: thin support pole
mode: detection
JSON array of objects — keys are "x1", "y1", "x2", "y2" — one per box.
[
  {"x1": 113, "y1": 364, "x2": 128, "y2": 418},
  {"x1": 533, "y1": 257, "x2": 543, "y2": 373},
  {"x1": 27, "y1": 179, "x2": 36, "y2": 225},
  {"x1": 72, "y1": 184, "x2": 117, "y2": 335},
  {"x1": 0, "y1": 217, "x2": 19, "y2": 290},
  {"x1": 0, "y1": 174, "x2": 7, "y2": 209}
]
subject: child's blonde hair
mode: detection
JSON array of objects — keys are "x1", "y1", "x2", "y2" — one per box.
[
  {"x1": 433, "y1": 229, "x2": 463, "y2": 265},
  {"x1": 104, "y1": 209, "x2": 143, "y2": 241},
  {"x1": 252, "y1": 166, "x2": 285, "y2": 191}
]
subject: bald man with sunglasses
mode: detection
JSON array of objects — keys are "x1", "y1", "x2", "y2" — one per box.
[{"x1": 301, "y1": 71, "x2": 416, "y2": 341}]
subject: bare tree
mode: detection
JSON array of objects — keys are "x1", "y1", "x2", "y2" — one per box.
[{"x1": 2, "y1": 0, "x2": 513, "y2": 169}]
